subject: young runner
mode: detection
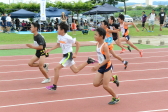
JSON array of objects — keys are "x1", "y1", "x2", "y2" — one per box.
[
  {"x1": 108, "y1": 16, "x2": 131, "y2": 53},
  {"x1": 92, "y1": 27, "x2": 120, "y2": 105},
  {"x1": 118, "y1": 14, "x2": 143, "y2": 57},
  {"x1": 101, "y1": 20, "x2": 128, "y2": 69},
  {"x1": 46, "y1": 22, "x2": 97, "y2": 91},
  {"x1": 26, "y1": 22, "x2": 50, "y2": 84}
]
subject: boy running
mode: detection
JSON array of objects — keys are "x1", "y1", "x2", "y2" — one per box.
[
  {"x1": 26, "y1": 22, "x2": 50, "y2": 84},
  {"x1": 101, "y1": 20, "x2": 128, "y2": 69},
  {"x1": 108, "y1": 16, "x2": 131, "y2": 53},
  {"x1": 118, "y1": 14, "x2": 143, "y2": 57},
  {"x1": 92, "y1": 27, "x2": 120, "y2": 105},
  {"x1": 46, "y1": 22, "x2": 97, "y2": 91}
]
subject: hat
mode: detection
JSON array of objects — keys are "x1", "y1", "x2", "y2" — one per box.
[{"x1": 161, "y1": 8, "x2": 164, "y2": 10}]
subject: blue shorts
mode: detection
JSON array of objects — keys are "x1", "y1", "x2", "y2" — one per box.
[
  {"x1": 7, "y1": 22, "x2": 11, "y2": 27},
  {"x1": 0, "y1": 22, "x2": 2, "y2": 26},
  {"x1": 98, "y1": 63, "x2": 113, "y2": 74},
  {"x1": 2, "y1": 22, "x2": 6, "y2": 27}
]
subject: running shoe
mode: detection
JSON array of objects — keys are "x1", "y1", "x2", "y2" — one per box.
[
  {"x1": 123, "y1": 61, "x2": 128, "y2": 69},
  {"x1": 46, "y1": 85, "x2": 57, "y2": 91},
  {"x1": 120, "y1": 49, "x2": 126, "y2": 54},
  {"x1": 44, "y1": 63, "x2": 49, "y2": 73},
  {"x1": 112, "y1": 75, "x2": 119, "y2": 87},
  {"x1": 139, "y1": 50, "x2": 143, "y2": 57},
  {"x1": 127, "y1": 46, "x2": 131, "y2": 52},
  {"x1": 87, "y1": 57, "x2": 98, "y2": 64},
  {"x1": 41, "y1": 78, "x2": 51, "y2": 84},
  {"x1": 108, "y1": 97, "x2": 120, "y2": 105}
]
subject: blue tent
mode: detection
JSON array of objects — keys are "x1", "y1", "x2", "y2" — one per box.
[
  {"x1": 11, "y1": 9, "x2": 37, "y2": 18},
  {"x1": 83, "y1": 3, "x2": 123, "y2": 15},
  {"x1": 36, "y1": 7, "x2": 70, "y2": 17}
]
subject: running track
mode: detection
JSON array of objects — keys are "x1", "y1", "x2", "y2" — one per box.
[{"x1": 0, "y1": 48, "x2": 168, "y2": 112}]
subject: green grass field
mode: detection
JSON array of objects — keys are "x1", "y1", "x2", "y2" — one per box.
[
  {"x1": 1, "y1": 44, "x2": 168, "y2": 56},
  {"x1": 0, "y1": 25, "x2": 168, "y2": 45}
]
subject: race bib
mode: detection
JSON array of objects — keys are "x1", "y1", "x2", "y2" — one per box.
[{"x1": 161, "y1": 14, "x2": 164, "y2": 16}]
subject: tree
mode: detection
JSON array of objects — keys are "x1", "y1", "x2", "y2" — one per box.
[
  {"x1": 107, "y1": 0, "x2": 120, "y2": 6},
  {"x1": 135, "y1": 6, "x2": 143, "y2": 10},
  {"x1": 127, "y1": 6, "x2": 133, "y2": 11},
  {"x1": 119, "y1": 0, "x2": 128, "y2": 14}
]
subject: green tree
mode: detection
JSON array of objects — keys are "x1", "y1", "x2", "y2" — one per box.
[
  {"x1": 127, "y1": 6, "x2": 133, "y2": 11},
  {"x1": 145, "y1": 5, "x2": 155, "y2": 10},
  {"x1": 135, "y1": 6, "x2": 143, "y2": 10},
  {"x1": 119, "y1": 0, "x2": 128, "y2": 14}
]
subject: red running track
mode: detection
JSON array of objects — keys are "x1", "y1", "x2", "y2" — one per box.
[{"x1": 0, "y1": 48, "x2": 168, "y2": 112}]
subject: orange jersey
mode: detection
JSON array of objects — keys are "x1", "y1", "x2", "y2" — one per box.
[
  {"x1": 96, "y1": 42, "x2": 111, "y2": 69},
  {"x1": 120, "y1": 22, "x2": 129, "y2": 37}
]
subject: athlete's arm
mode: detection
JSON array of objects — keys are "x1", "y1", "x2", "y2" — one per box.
[
  {"x1": 125, "y1": 22, "x2": 139, "y2": 32},
  {"x1": 51, "y1": 43, "x2": 60, "y2": 50},
  {"x1": 45, "y1": 43, "x2": 60, "y2": 53},
  {"x1": 26, "y1": 44, "x2": 43, "y2": 50},
  {"x1": 73, "y1": 41, "x2": 80, "y2": 58},
  {"x1": 108, "y1": 29, "x2": 119, "y2": 33}
]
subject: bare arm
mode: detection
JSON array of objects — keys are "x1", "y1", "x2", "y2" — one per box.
[
  {"x1": 45, "y1": 43, "x2": 60, "y2": 53},
  {"x1": 108, "y1": 29, "x2": 119, "y2": 33},
  {"x1": 50, "y1": 43, "x2": 60, "y2": 50},
  {"x1": 73, "y1": 41, "x2": 80, "y2": 58},
  {"x1": 26, "y1": 44, "x2": 43, "y2": 50},
  {"x1": 125, "y1": 22, "x2": 139, "y2": 32}
]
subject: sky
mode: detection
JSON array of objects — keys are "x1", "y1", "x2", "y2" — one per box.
[{"x1": 1, "y1": 0, "x2": 168, "y2": 4}]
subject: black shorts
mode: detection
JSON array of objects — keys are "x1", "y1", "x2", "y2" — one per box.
[
  {"x1": 98, "y1": 63, "x2": 113, "y2": 74},
  {"x1": 142, "y1": 21, "x2": 146, "y2": 27},
  {"x1": 160, "y1": 20, "x2": 164, "y2": 24},
  {"x1": 35, "y1": 49, "x2": 49, "y2": 58},
  {"x1": 113, "y1": 36, "x2": 118, "y2": 41}
]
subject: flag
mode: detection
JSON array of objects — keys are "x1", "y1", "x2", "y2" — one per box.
[{"x1": 40, "y1": 0, "x2": 46, "y2": 21}]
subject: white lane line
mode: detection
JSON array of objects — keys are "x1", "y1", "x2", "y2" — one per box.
[
  {"x1": 1, "y1": 57, "x2": 168, "y2": 68},
  {"x1": 0, "y1": 89, "x2": 168, "y2": 108},
  {"x1": 0, "y1": 47, "x2": 167, "y2": 58},
  {"x1": 139, "y1": 109, "x2": 168, "y2": 112},
  {"x1": 1, "y1": 60, "x2": 168, "y2": 73},
  {"x1": 0, "y1": 76, "x2": 168, "y2": 93},
  {"x1": 0, "y1": 50, "x2": 168, "y2": 62}
]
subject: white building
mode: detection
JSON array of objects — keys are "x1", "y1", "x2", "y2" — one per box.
[{"x1": 146, "y1": 0, "x2": 153, "y2": 5}]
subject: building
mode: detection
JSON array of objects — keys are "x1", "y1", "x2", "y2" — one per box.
[{"x1": 146, "y1": 0, "x2": 153, "y2": 5}]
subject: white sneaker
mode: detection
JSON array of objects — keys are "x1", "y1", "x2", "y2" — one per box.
[
  {"x1": 41, "y1": 78, "x2": 51, "y2": 84},
  {"x1": 44, "y1": 63, "x2": 49, "y2": 73}
]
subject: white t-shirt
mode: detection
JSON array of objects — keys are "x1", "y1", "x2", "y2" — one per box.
[
  {"x1": 57, "y1": 34, "x2": 76, "y2": 54},
  {"x1": 6, "y1": 16, "x2": 11, "y2": 22},
  {"x1": 149, "y1": 13, "x2": 156, "y2": 21}
]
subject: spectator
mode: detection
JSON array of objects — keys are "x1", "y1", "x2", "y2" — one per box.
[
  {"x1": 148, "y1": 9, "x2": 157, "y2": 32},
  {"x1": 80, "y1": 18, "x2": 84, "y2": 26},
  {"x1": 82, "y1": 22, "x2": 89, "y2": 35},
  {"x1": 71, "y1": 19, "x2": 77, "y2": 35},
  {"x1": 0, "y1": 14, "x2": 3, "y2": 32},
  {"x1": 1, "y1": 13, "x2": 7, "y2": 33},
  {"x1": 159, "y1": 8, "x2": 166, "y2": 31},
  {"x1": 27, "y1": 22, "x2": 31, "y2": 30},
  {"x1": 15, "y1": 18, "x2": 20, "y2": 31},
  {"x1": 54, "y1": 18, "x2": 59, "y2": 31},
  {"x1": 48, "y1": 22, "x2": 54, "y2": 32},
  {"x1": 60, "y1": 12, "x2": 67, "y2": 23},
  {"x1": 6, "y1": 14, "x2": 12, "y2": 33},
  {"x1": 142, "y1": 11, "x2": 147, "y2": 31}
]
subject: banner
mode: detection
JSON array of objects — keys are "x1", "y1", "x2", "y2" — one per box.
[{"x1": 40, "y1": 0, "x2": 46, "y2": 21}]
